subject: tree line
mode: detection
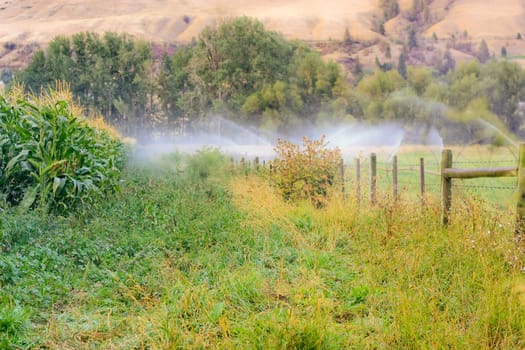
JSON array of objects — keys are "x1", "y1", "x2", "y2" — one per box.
[{"x1": 13, "y1": 17, "x2": 525, "y2": 142}]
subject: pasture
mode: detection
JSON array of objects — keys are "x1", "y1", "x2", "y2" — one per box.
[{"x1": 2, "y1": 145, "x2": 525, "y2": 349}]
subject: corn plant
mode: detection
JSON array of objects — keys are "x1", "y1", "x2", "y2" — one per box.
[{"x1": 0, "y1": 91, "x2": 124, "y2": 214}]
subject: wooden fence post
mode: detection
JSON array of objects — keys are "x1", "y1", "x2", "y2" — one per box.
[
  {"x1": 254, "y1": 157, "x2": 260, "y2": 171},
  {"x1": 370, "y1": 153, "x2": 377, "y2": 204},
  {"x1": 420, "y1": 157, "x2": 425, "y2": 205},
  {"x1": 340, "y1": 158, "x2": 345, "y2": 195},
  {"x1": 393, "y1": 155, "x2": 398, "y2": 201},
  {"x1": 516, "y1": 144, "x2": 525, "y2": 237},
  {"x1": 441, "y1": 149, "x2": 453, "y2": 226}
]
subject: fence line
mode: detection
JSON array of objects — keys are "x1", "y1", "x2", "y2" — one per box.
[{"x1": 243, "y1": 145, "x2": 524, "y2": 234}]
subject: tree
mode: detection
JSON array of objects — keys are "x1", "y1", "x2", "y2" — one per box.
[
  {"x1": 397, "y1": 53, "x2": 407, "y2": 79},
  {"x1": 379, "y1": 22, "x2": 386, "y2": 36},
  {"x1": 385, "y1": 44, "x2": 392, "y2": 59},
  {"x1": 357, "y1": 69, "x2": 405, "y2": 99},
  {"x1": 435, "y1": 50, "x2": 455, "y2": 75},
  {"x1": 380, "y1": 0, "x2": 400, "y2": 20},
  {"x1": 18, "y1": 32, "x2": 152, "y2": 131},
  {"x1": 375, "y1": 56, "x2": 393, "y2": 71},
  {"x1": 407, "y1": 66, "x2": 432, "y2": 95},
  {"x1": 18, "y1": 50, "x2": 50, "y2": 91},
  {"x1": 156, "y1": 17, "x2": 350, "y2": 130},
  {"x1": 482, "y1": 60, "x2": 525, "y2": 133},
  {"x1": 187, "y1": 17, "x2": 294, "y2": 116},
  {"x1": 344, "y1": 27, "x2": 352, "y2": 44},
  {"x1": 157, "y1": 47, "x2": 194, "y2": 131},
  {"x1": 477, "y1": 39, "x2": 490, "y2": 63},
  {"x1": 423, "y1": 3, "x2": 431, "y2": 23},
  {"x1": 352, "y1": 55, "x2": 363, "y2": 77},
  {"x1": 408, "y1": 29, "x2": 418, "y2": 49}
]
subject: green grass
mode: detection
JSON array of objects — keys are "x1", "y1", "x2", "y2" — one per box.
[{"x1": 1, "y1": 147, "x2": 525, "y2": 348}]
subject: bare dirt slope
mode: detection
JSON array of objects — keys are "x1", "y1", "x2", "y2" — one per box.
[{"x1": 0, "y1": 0, "x2": 379, "y2": 44}]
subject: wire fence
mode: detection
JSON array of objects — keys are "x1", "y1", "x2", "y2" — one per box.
[
  {"x1": 237, "y1": 152, "x2": 520, "y2": 209},
  {"x1": 234, "y1": 146, "x2": 525, "y2": 232}
]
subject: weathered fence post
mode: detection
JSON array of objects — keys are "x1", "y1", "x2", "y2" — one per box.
[
  {"x1": 356, "y1": 158, "x2": 361, "y2": 206},
  {"x1": 340, "y1": 158, "x2": 345, "y2": 195},
  {"x1": 370, "y1": 153, "x2": 377, "y2": 204},
  {"x1": 441, "y1": 149, "x2": 453, "y2": 226},
  {"x1": 420, "y1": 157, "x2": 425, "y2": 205},
  {"x1": 254, "y1": 157, "x2": 260, "y2": 171},
  {"x1": 393, "y1": 155, "x2": 398, "y2": 201},
  {"x1": 516, "y1": 144, "x2": 525, "y2": 237}
]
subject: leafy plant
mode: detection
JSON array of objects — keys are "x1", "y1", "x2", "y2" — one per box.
[
  {"x1": 0, "y1": 302, "x2": 30, "y2": 349},
  {"x1": 270, "y1": 136, "x2": 341, "y2": 207},
  {"x1": 0, "y1": 87, "x2": 124, "y2": 214}
]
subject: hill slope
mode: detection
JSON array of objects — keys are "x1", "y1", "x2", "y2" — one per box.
[
  {"x1": 2, "y1": 1, "x2": 525, "y2": 71},
  {"x1": 0, "y1": 0, "x2": 378, "y2": 44}
]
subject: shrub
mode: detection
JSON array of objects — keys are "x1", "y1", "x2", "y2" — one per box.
[
  {"x1": 185, "y1": 147, "x2": 230, "y2": 182},
  {"x1": 270, "y1": 136, "x2": 341, "y2": 207},
  {"x1": 0, "y1": 87, "x2": 124, "y2": 214}
]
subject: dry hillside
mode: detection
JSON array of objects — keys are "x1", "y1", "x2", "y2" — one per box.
[
  {"x1": 2, "y1": 0, "x2": 525, "y2": 70},
  {"x1": 0, "y1": 0, "x2": 379, "y2": 44}
]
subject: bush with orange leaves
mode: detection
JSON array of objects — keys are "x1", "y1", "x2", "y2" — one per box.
[{"x1": 270, "y1": 136, "x2": 341, "y2": 207}]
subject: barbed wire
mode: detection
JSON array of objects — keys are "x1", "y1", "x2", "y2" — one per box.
[
  {"x1": 398, "y1": 181, "x2": 441, "y2": 187},
  {"x1": 452, "y1": 183, "x2": 516, "y2": 190},
  {"x1": 453, "y1": 159, "x2": 516, "y2": 165}
]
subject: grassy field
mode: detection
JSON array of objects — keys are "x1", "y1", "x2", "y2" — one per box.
[{"x1": 2, "y1": 147, "x2": 525, "y2": 349}]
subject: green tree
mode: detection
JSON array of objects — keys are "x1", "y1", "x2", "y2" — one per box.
[
  {"x1": 397, "y1": 53, "x2": 407, "y2": 79},
  {"x1": 18, "y1": 32, "x2": 152, "y2": 134},
  {"x1": 157, "y1": 17, "x2": 349, "y2": 130},
  {"x1": 408, "y1": 29, "x2": 418, "y2": 49},
  {"x1": 379, "y1": 22, "x2": 386, "y2": 36},
  {"x1": 482, "y1": 60, "x2": 525, "y2": 133},
  {"x1": 477, "y1": 39, "x2": 490, "y2": 63},
  {"x1": 18, "y1": 50, "x2": 50, "y2": 91},
  {"x1": 344, "y1": 27, "x2": 352, "y2": 44},
  {"x1": 407, "y1": 66, "x2": 432, "y2": 95},
  {"x1": 436, "y1": 50, "x2": 455, "y2": 75},
  {"x1": 157, "y1": 48, "x2": 194, "y2": 132},
  {"x1": 186, "y1": 17, "x2": 294, "y2": 117},
  {"x1": 357, "y1": 69, "x2": 405, "y2": 99},
  {"x1": 379, "y1": 0, "x2": 400, "y2": 20}
]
